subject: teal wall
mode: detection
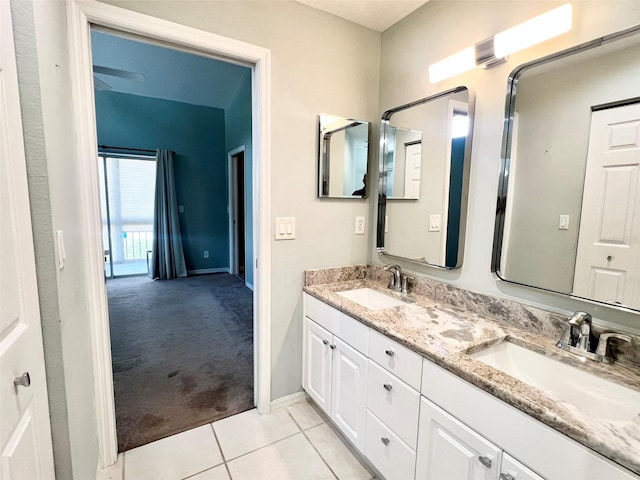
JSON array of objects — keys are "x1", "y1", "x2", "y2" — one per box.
[
  {"x1": 95, "y1": 90, "x2": 229, "y2": 272},
  {"x1": 224, "y1": 70, "x2": 254, "y2": 286}
]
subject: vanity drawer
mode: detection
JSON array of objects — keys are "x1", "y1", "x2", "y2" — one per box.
[
  {"x1": 303, "y1": 293, "x2": 369, "y2": 355},
  {"x1": 365, "y1": 410, "x2": 416, "y2": 480},
  {"x1": 369, "y1": 328, "x2": 422, "y2": 390},
  {"x1": 366, "y1": 360, "x2": 420, "y2": 448}
]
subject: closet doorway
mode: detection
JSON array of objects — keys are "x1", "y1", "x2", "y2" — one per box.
[{"x1": 229, "y1": 147, "x2": 246, "y2": 282}]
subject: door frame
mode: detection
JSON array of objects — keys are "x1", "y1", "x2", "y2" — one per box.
[
  {"x1": 66, "y1": 0, "x2": 272, "y2": 468},
  {"x1": 228, "y1": 145, "x2": 247, "y2": 282}
]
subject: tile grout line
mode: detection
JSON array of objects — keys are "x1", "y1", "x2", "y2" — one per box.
[
  {"x1": 210, "y1": 422, "x2": 234, "y2": 480},
  {"x1": 300, "y1": 428, "x2": 340, "y2": 480}
]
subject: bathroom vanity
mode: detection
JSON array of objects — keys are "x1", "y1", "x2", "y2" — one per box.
[{"x1": 302, "y1": 266, "x2": 640, "y2": 480}]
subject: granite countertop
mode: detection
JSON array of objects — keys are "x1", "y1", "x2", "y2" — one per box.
[{"x1": 303, "y1": 271, "x2": 640, "y2": 476}]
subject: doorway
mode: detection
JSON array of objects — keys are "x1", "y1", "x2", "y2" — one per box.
[
  {"x1": 229, "y1": 147, "x2": 247, "y2": 282},
  {"x1": 67, "y1": 0, "x2": 272, "y2": 466}
]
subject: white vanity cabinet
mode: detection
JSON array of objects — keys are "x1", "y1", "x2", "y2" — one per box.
[
  {"x1": 302, "y1": 294, "x2": 369, "y2": 453},
  {"x1": 364, "y1": 335, "x2": 423, "y2": 480},
  {"x1": 420, "y1": 359, "x2": 639, "y2": 480},
  {"x1": 416, "y1": 397, "x2": 543, "y2": 480}
]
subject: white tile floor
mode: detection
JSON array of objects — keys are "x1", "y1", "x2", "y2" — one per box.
[{"x1": 98, "y1": 397, "x2": 376, "y2": 480}]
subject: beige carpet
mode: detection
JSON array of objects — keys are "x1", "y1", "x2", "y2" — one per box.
[{"x1": 107, "y1": 273, "x2": 254, "y2": 452}]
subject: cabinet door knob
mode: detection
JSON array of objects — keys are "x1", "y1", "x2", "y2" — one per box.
[
  {"x1": 322, "y1": 339, "x2": 329, "y2": 346},
  {"x1": 383, "y1": 383, "x2": 393, "y2": 391},
  {"x1": 329, "y1": 344, "x2": 336, "y2": 350},
  {"x1": 478, "y1": 456, "x2": 492, "y2": 468},
  {"x1": 14, "y1": 372, "x2": 31, "y2": 388},
  {"x1": 385, "y1": 349, "x2": 395, "y2": 357},
  {"x1": 499, "y1": 474, "x2": 515, "y2": 480},
  {"x1": 380, "y1": 437, "x2": 390, "y2": 446}
]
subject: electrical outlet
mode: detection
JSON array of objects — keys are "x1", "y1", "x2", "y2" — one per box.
[
  {"x1": 203, "y1": 251, "x2": 209, "y2": 258},
  {"x1": 355, "y1": 216, "x2": 366, "y2": 235}
]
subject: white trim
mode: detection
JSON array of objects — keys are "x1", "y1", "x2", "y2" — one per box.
[
  {"x1": 66, "y1": 0, "x2": 272, "y2": 468},
  {"x1": 246, "y1": 281, "x2": 254, "y2": 292},
  {"x1": 270, "y1": 391, "x2": 308, "y2": 409},
  {"x1": 187, "y1": 268, "x2": 230, "y2": 275}
]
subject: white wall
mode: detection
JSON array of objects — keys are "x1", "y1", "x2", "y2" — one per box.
[{"x1": 377, "y1": 0, "x2": 640, "y2": 332}]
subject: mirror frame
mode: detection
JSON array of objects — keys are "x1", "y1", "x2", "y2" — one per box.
[
  {"x1": 317, "y1": 114, "x2": 370, "y2": 199},
  {"x1": 491, "y1": 23, "x2": 640, "y2": 313},
  {"x1": 377, "y1": 86, "x2": 476, "y2": 269}
]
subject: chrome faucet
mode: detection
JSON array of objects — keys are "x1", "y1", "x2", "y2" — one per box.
[
  {"x1": 556, "y1": 311, "x2": 631, "y2": 363},
  {"x1": 383, "y1": 264, "x2": 402, "y2": 292}
]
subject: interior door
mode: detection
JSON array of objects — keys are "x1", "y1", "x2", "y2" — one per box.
[
  {"x1": 404, "y1": 142, "x2": 422, "y2": 199},
  {"x1": 0, "y1": 2, "x2": 55, "y2": 478},
  {"x1": 573, "y1": 103, "x2": 640, "y2": 308}
]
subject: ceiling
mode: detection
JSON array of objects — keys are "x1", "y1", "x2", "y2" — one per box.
[
  {"x1": 91, "y1": 1, "x2": 429, "y2": 107},
  {"x1": 91, "y1": 30, "x2": 250, "y2": 109},
  {"x1": 295, "y1": 0, "x2": 429, "y2": 32}
]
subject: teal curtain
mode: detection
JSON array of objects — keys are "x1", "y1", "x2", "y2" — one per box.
[{"x1": 149, "y1": 149, "x2": 187, "y2": 279}]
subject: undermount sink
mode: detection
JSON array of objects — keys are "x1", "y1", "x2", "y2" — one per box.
[
  {"x1": 470, "y1": 341, "x2": 640, "y2": 426},
  {"x1": 337, "y1": 288, "x2": 406, "y2": 311}
]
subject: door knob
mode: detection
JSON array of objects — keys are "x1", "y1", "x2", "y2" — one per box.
[{"x1": 14, "y1": 372, "x2": 31, "y2": 388}]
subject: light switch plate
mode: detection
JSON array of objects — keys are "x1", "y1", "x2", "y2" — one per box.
[
  {"x1": 429, "y1": 214, "x2": 441, "y2": 232},
  {"x1": 275, "y1": 217, "x2": 296, "y2": 240},
  {"x1": 559, "y1": 215, "x2": 570, "y2": 230},
  {"x1": 355, "y1": 216, "x2": 365, "y2": 235}
]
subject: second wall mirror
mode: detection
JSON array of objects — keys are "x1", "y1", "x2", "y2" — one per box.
[
  {"x1": 493, "y1": 24, "x2": 640, "y2": 313},
  {"x1": 318, "y1": 114, "x2": 370, "y2": 198},
  {"x1": 377, "y1": 87, "x2": 475, "y2": 269}
]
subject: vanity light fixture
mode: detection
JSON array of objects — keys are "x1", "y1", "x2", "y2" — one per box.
[{"x1": 428, "y1": 3, "x2": 572, "y2": 83}]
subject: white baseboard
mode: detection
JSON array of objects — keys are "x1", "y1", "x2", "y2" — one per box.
[
  {"x1": 187, "y1": 268, "x2": 230, "y2": 275},
  {"x1": 246, "y1": 281, "x2": 254, "y2": 291},
  {"x1": 270, "y1": 391, "x2": 307, "y2": 410}
]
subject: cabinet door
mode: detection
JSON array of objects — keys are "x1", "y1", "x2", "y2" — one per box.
[
  {"x1": 501, "y1": 453, "x2": 545, "y2": 480},
  {"x1": 303, "y1": 317, "x2": 332, "y2": 413},
  {"x1": 331, "y1": 336, "x2": 368, "y2": 453},
  {"x1": 416, "y1": 397, "x2": 501, "y2": 480}
]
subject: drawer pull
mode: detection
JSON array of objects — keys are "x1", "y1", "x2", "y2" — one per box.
[
  {"x1": 322, "y1": 339, "x2": 329, "y2": 346},
  {"x1": 383, "y1": 383, "x2": 393, "y2": 391},
  {"x1": 478, "y1": 456, "x2": 492, "y2": 468},
  {"x1": 499, "y1": 474, "x2": 515, "y2": 480},
  {"x1": 380, "y1": 437, "x2": 390, "y2": 446},
  {"x1": 329, "y1": 344, "x2": 337, "y2": 350},
  {"x1": 385, "y1": 349, "x2": 395, "y2": 357}
]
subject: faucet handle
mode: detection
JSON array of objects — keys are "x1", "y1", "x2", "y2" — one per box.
[
  {"x1": 594, "y1": 333, "x2": 632, "y2": 357},
  {"x1": 401, "y1": 274, "x2": 414, "y2": 294}
]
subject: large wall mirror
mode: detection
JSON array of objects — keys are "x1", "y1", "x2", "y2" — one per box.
[
  {"x1": 318, "y1": 114, "x2": 370, "y2": 198},
  {"x1": 377, "y1": 87, "x2": 475, "y2": 268},
  {"x1": 493, "y1": 24, "x2": 640, "y2": 312}
]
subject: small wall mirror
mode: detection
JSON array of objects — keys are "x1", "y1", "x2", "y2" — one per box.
[
  {"x1": 377, "y1": 87, "x2": 475, "y2": 268},
  {"x1": 318, "y1": 114, "x2": 370, "y2": 198},
  {"x1": 493, "y1": 24, "x2": 640, "y2": 313}
]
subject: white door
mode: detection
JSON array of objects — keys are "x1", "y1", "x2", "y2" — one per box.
[
  {"x1": 330, "y1": 337, "x2": 367, "y2": 453},
  {"x1": 302, "y1": 317, "x2": 332, "y2": 414},
  {"x1": 416, "y1": 397, "x2": 501, "y2": 480},
  {"x1": 573, "y1": 104, "x2": 640, "y2": 308},
  {"x1": 0, "y1": 2, "x2": 55, "y2": 478},
  {"x1": 404, "y1": 142, "x2": 422, "y2": 199}
]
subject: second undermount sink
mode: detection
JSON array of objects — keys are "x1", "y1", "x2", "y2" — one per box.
[
  {"x1": 337, "y1": 288, "x2": 406, "y2": 311},
  {"x1": 470, "y1": 341, "x2": 640, "y2": 426}
]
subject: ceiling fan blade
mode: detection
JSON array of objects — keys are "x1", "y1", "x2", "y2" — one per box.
[
  {"x1": 93, "y1": 65, "x2": 145, "y2": 82},
  {"x1": 93, "y1": 76, "x2": 112, "y2": 91}
]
